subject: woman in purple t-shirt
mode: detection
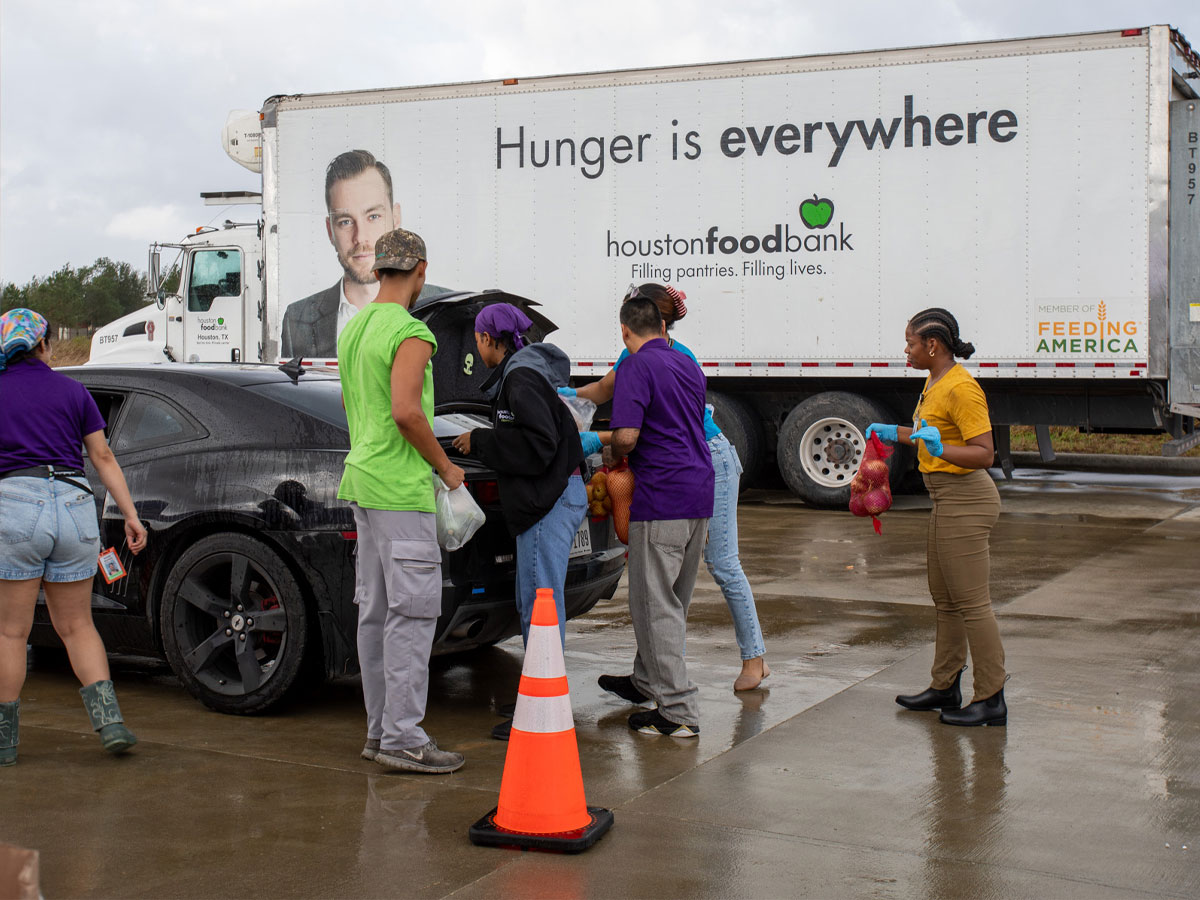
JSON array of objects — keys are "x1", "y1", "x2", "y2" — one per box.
[
  {"x1": 563, "y1": 284, "x2": 769, "y2": 692},
  {"x1": 0, "y1": 308, "x2": 148, "y2": 766}
]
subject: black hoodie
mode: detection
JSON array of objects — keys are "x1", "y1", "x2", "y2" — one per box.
[{"x1": 468, "y1": 342, "x2": 584, "y2": 536}]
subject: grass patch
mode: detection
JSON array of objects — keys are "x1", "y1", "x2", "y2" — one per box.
[
  {"x1": 50, "y1": 337, "x2": 93, "y2": 368},
  {"x1": 1008, "y1": 425, "x2": 1200, "y2": 458}
]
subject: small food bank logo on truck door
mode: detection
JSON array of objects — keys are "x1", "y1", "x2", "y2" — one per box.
[{"x1": 195, "y1": 316, "x2": 230, "y2": 344}]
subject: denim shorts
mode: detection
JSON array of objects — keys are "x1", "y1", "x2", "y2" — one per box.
[{"x1": 0, "y1": 476, "x2": 100, "y2": 582}]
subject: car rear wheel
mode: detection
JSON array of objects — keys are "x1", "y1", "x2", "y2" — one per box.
[{"x1": 161, "y1": 533, "x2": 309, "y2": 715}]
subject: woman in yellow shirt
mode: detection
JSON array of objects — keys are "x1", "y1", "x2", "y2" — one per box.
[{"x1": 866, "y1": 308, "x2": 1006, "y2": 727}]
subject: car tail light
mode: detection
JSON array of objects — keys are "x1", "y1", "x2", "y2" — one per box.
[
  {"x1": 340, "y1": 531, "x2": 357, "y2": 540},
  {"x1": 470, "y1": 479, "x2": 501, "y2": 506}
]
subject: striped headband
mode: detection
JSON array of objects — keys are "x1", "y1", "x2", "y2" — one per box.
[{"x1": 663, "y1": 285, "x2": 688, "y2": 320}]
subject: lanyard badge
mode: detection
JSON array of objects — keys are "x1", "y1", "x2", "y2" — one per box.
[{"x1": 98, "y1": 547, "x2": 127, "y2": 584}]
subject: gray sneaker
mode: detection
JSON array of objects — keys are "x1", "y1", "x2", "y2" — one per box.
[
  {"x1": 375, "y1": 738, "x2": 464, "y2": 774},
  {"x1": 361, "y1": 738, "x2": 381, "y2": 761}
]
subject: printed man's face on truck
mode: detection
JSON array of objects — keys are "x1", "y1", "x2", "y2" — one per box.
[{"x1": 325, "y1": 168, "x2": 402, "y2": 286}]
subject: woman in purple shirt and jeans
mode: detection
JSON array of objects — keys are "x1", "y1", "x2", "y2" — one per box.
[
  {"x1": 564, "y1": 284, "x2": 769, "y2": 692},
  {"x1": 0, "y1": 308, "x2": 148, "y2": 766}
]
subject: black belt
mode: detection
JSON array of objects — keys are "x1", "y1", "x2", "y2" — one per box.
[{"x1": 0, "y1": 466, "x2": 93, "y2": 495}]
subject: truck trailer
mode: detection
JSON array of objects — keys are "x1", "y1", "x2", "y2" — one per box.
[{"x1": 89, "y1": 24, "x2": 1200, "y2": 506}]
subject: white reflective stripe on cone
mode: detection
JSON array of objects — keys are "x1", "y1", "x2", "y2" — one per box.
[
  {"x1": 512, "y1": 693, "x2": 575, "y2": 734},
  {"x1": 524, "y1": 623, "x2": 566, "y2": 677}
]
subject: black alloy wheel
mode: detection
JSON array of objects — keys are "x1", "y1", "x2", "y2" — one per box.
[{"x1": 161, "y1": 533, "x2": 309, "y2": 714}]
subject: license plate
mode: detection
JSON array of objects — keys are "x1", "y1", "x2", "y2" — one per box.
[{"x1": 568, "y1": 520, "x2": 593, "y2": 559}]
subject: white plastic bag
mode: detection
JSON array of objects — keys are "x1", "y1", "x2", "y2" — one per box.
[
  {"x1": 433, "y1": 473, "x2": 486, "y2": 551},
  {"x1": 560, "y1": 395, "x2": 597, "y2": 431}
]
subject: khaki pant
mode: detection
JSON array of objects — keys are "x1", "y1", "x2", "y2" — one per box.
[
  {"x1": 627, "y1": 518, "x2": 709, "y2": 727},
  {"x1": 351, "y1": 505, "x2": 441, "y2": 751},
  {"x1": 923, "y1": 469, "x2": 1005, "y2": 699}
]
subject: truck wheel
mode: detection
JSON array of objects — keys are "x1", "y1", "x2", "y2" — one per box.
[
  {"x1": 161, "y1": 533, "x2": 310, "y2": 715},
  {"x1": 777, "y1": 392, "x2": 902, "y2": 508},
  {"x1": 706, "y1": 391, "x2": 763, "y2": 489}
]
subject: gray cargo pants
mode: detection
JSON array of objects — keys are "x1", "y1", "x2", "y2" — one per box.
[
  {"x1": 352, "y1": 504, "x2": 442, "y2": 751},
  {"x1": 627, "y1": 517, "x2": 709, "y2": 727}
]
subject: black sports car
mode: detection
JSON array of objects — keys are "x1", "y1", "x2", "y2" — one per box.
[{"x1": 32, "y1": 293, "x2": 625, "y2": 714}]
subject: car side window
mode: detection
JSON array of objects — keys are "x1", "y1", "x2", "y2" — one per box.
[
  {"x1": 86, "y1": 390, "x2": 128, "y2": 441},
  {"x1": 113, "y1": 393, "x2": 204, "y2": 453}
]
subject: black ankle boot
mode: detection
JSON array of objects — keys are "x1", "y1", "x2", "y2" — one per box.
[
  {"x1": 896, "y1": 667, "x2": 964, "y2": 712},
  {"x1": 939, "y1": 687, "x2": 1006, "y2": 727}
]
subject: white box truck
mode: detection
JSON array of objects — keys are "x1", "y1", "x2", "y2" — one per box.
[{"x1": 89, "y1": 25, "x2": 1200, "y2": 506}]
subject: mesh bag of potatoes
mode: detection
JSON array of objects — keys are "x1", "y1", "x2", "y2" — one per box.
[{"x1": 849, "y1": 433, "x2": 893, "y2": 534}]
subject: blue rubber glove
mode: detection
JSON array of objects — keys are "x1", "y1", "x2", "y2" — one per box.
[
  {"x1": 557, "y1": 386, "x2": 577, "y2": 398},
  {"x1": 910, "y1": 419, "x2": 944, "y2": 457},
  {"x1": 580, "y1": 431, "x2": 603, "y2": 455},
  {"x1": 865, "y1": 423, "x2": 898, "y2": 444}
]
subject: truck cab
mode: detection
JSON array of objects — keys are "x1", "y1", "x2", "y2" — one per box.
[{"x1": 89, "y1": 219, "x2": 263, "y2": 365}]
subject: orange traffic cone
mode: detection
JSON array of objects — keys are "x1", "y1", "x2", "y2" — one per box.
[{"x1": 469, "y1": 588, "x2": 614, "y2": 853}]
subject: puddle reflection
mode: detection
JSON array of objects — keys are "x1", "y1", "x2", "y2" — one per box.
[
  {"x1": 921, "y1": 726, "x2": 1010, "y2": 897},
  {"x1": 731, "y1": 688, "x2": 769, "y2": 744},
  {"x1": 355, "y1": 776, "x2": 433, "y2": 895}
]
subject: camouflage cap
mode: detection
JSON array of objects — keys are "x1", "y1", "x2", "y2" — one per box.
[{"x1": 372, "y1": 228, "x2": 427, "y2": 272}]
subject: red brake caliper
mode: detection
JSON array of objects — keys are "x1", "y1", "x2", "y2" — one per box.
[{"x1": 259, "y1": 595, "x2": 282, "y2": 648}]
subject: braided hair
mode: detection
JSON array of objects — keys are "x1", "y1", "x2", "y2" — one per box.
[{"x1": 909, "y1": 307, "x2": 975, "y2": 359}]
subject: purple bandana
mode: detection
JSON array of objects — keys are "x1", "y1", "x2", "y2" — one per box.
[{"x1": 474, "y1": 303, "x2": 533, "y2": 350}]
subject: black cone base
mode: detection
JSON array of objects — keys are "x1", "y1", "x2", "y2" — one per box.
[{"x1": 469, "y1": 806, "x2": 614, "y2": 853}]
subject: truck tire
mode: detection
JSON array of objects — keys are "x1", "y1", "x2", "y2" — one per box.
[
  {"x1": 777, "y1": 392, "x2": 907, "y2": 508},
  {"x1": 706, "y1": 390, "x2": 763, "y2": 489},
  {"x1": 161, "y1": 533, "x2": 310, "y2": 715}
]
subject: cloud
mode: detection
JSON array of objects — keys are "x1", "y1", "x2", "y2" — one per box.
[
  {"x1": 2, "y1": 0, "x2": 1198, "y2": 286},
  {"x1": 105, "y1": 204, "x2": 194, "y2": 243}
]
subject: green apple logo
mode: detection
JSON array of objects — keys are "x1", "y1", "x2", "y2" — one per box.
[
  {"x1": 800, "y1": 195, "x2": 834, "y2": 229},
  {"x1": 217, "y1": 317, "x2": 225, "y2": 325}
]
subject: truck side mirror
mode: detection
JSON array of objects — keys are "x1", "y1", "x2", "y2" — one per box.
[{"x1": 148, "y1": 248, "x2": 162, "y2": 300}]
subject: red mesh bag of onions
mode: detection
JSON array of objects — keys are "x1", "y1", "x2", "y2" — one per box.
[{"x1": 849, "y1": 433, "x2": 893, "y2": 534}]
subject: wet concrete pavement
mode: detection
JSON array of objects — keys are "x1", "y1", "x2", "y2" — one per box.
[{"x1": 3, "y1": 468, "x2": 1199, "y2": 898}]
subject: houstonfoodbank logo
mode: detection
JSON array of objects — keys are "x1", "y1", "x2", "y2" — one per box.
[
  {"x1": 196, "y1": 316, "x2": 230, "y2": 341},
  {"x1": 607, "y1": 194, "x2": 853, "y2": 261}
]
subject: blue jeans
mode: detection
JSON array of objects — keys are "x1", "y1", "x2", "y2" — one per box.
[
  {"x1": 515, "y1": 475, "x2": 587, "y2": 648},
  {"x1": 705, "y1": 435, "x2": 766, "y2": 659},
  {"x1": 0, "y1": 476, "x2": 100, "y2": 582}
]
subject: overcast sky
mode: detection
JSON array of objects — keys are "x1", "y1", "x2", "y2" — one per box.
[{"x1": 2, "y1": 0, "x2": 1197, "y2": 287}]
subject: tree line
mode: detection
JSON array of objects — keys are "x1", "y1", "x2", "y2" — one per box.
[{"x1": 1, "y1": 258, "x2": 153, "y2": 332}]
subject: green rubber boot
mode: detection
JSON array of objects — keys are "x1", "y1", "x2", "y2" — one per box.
[
  {"x1": 79, "y1": 680, "x2": 137, "y2": 754},
  {"x1": 0, "y1": 700, "x2": 17, "y2": 766}
]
